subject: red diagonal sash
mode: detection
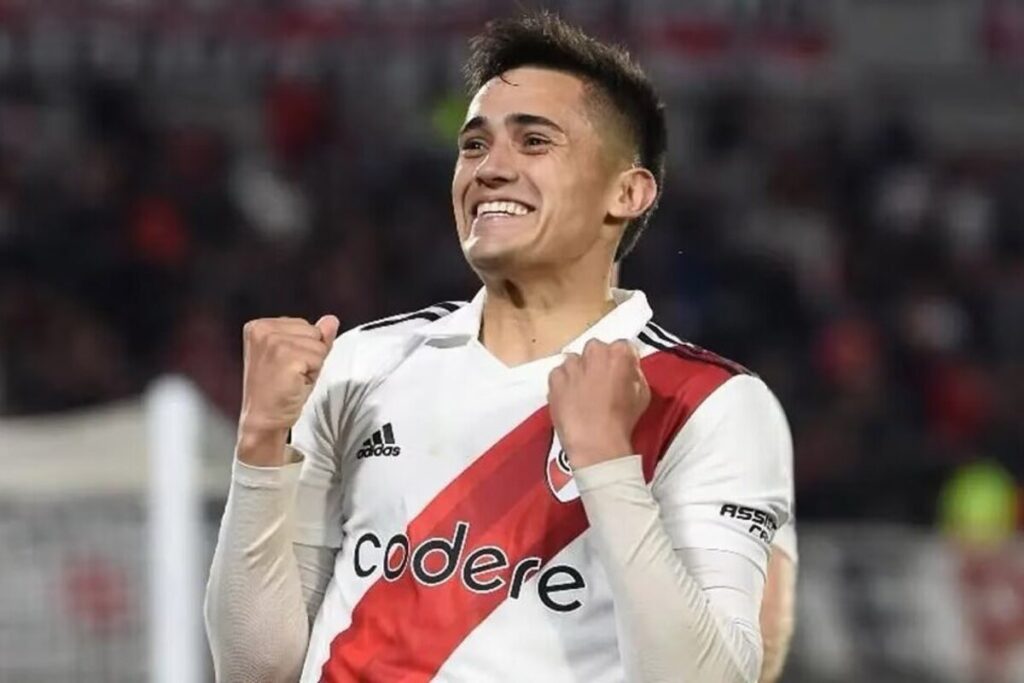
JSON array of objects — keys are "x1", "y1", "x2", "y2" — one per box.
[{"x1": 320, "y1": 350, "x2": 734, "y2": 682}]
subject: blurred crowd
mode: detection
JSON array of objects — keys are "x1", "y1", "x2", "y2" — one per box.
[{"x1": 1, "y1": 47, "x2": 1022, "y2": 527}]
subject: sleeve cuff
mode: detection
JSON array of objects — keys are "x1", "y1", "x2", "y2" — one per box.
[
  {"x1": 573, "y1": 454, "x2": 645, "y2": 493},
  {"x1": 232, "y1": 447, "x2": 305, "y2": 489}
]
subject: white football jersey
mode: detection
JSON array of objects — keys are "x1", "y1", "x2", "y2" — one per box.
[{"x1": 289, "y1": 288, "x2": 795, "y2": 682}]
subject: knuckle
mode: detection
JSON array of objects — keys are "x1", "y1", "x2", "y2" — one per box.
[
  {"x1": 268, "y1": 335, "x2": 292, "y2": 358},
  {"x1": 258, "y1": 320, "x2": 281, "y2": 343}
]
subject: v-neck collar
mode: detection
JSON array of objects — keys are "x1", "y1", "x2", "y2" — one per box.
[{"x1": 415, "y1": 286, "x2": 654, "y2": 376}]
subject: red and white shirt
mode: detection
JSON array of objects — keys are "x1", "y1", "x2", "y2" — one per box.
[{"x1": 289, "y1": 288, "x2": 795, "y2": 682}]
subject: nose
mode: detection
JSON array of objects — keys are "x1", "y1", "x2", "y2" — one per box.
[{"x1": 473, "y1": 140, "x2": 518, "y2": 187}]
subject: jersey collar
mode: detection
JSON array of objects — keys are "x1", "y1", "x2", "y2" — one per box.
[{"x1": 415, "y1": 287, "x2": 654, "y2": 352}]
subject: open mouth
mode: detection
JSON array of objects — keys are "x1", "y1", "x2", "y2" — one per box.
[{"x1": 471, "y1": 199, "x2": 536, "y2": 222}]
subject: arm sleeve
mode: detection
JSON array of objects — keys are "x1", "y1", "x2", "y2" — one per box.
[
  {"x1": 205, "y1": 332, "x2": 361, "y2": 681},
  {"x1": 295, "y1": 542, "x2": 336, "y2": 621},
  {"x1": 574, "y1": 373, "x2": 794, "y2": 683},
  {"x1": 204, "y1": 458, "x2": 313, "y2": 683}
]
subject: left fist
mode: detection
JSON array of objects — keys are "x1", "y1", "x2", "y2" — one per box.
[{"x1": 547, "y1": 339, "x2": 651, "y2": 469}]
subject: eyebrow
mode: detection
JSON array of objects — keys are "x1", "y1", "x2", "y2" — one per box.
[{"x1": 458, "y1": 113, "x2": 566, "y2": 137}]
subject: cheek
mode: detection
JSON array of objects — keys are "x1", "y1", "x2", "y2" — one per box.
[
  {"x1": 548, "y1": 167, "x2": 606, "y2": 228},
  {"x1": 451, "y1": 161, "x2": 465, "y2": 198},
  {"x1": 451, "y1": 164, "x2": 470, "y2": 228}
]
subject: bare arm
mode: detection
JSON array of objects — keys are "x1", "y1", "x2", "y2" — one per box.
[{"x1": 759, "y1": 546, "x2": 797, "y2": 683}]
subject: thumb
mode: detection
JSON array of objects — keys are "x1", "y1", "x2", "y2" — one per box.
[{"x1": 314, "y1": 314, "x2": 340, "y2": 345}]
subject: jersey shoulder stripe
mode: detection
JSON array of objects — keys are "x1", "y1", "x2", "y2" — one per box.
[
  {"x1": 358, "y1": 301, "x2": 467, "y2": 332},
  {"x1": 645, "y1": 320, "x2": 684, "y2": 346},
  {"x1": 638, "y1": 322, "x2": 751, "y2": 377}
]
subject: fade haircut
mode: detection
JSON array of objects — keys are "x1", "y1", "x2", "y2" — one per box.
[{"x1": 463, "y1": 11, "x2": 668, "y2": 262}]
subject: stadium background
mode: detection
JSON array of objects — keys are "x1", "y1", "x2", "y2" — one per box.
[{"x1": 1, "y1": 0, "x2": 1023, "y2": 681}]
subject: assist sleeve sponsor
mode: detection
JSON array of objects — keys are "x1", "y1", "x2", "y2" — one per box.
[
  {"x1": 650, "y1": 374, "x2": 794, "y2": 577},
  {"x1": 289, "y1": 328, "x2": 364, "y2": 548}
]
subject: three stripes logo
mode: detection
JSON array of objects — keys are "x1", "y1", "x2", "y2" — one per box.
[{"x1": 357, "y1": 423, "x2": 402, "y2": 459}]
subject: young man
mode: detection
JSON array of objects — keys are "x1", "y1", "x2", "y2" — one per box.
[{"x1": 206, "y1": 13, "x2": 795, "y2": 683}]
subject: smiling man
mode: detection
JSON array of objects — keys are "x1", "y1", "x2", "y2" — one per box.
[{"x1": 206, "y1": 12, "x2": 794, "y2": 683}]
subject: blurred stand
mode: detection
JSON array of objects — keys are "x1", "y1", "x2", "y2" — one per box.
[{"x1": 1, "y1": 1, "x2": 1024, "y2": 681}]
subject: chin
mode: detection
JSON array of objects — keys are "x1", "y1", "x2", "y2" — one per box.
[
  {"x1": 462, "y1": 238, "x2": 531, "y2": 275},
  {"x1": 463, "y1": 245, "x2": 516, "y2": 274}
]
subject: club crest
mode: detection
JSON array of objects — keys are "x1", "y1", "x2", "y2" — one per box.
[{"x1": 545, "y1": 430, "x2": 579, "y2": 503}]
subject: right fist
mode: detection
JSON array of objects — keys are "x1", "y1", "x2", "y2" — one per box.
[{"x1": 238, "y1": 315, "x2": 340, "y2": 443}]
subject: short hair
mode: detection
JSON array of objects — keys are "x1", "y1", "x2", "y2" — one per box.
[{"x1": 463, "y1": 12, "x2": 667, "y2": 262}]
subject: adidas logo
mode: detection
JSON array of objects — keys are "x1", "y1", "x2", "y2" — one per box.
[{"x1": 357, "y1": 423, "x2": 402, "y2": 459}]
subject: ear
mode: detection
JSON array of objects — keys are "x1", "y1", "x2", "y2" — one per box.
[{"x1": 607, "y1": 166, "x2": 658, "y2": 223}]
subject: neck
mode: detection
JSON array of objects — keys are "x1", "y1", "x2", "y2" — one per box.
[{"x1": 478, "y1": 264, "x2": 617, "y2": 367}]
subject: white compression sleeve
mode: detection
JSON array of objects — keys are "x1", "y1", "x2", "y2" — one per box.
[
  {"x1": 205, "y1": 454, "x2": 331, "y2": 683},
  {"x1": 295, "y1": 543, "x2": 336, "y2": 622},
  {"x1": 575, "y1": 455, "x2": 764, "y2": 683}
]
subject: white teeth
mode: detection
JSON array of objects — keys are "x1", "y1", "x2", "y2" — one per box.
[{"x1": 475, "y1": 200, "x2": 531, "y2": 217}]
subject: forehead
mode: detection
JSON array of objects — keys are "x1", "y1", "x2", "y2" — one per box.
[{"x1": 466, "y1": 67, "x2": 590, "y2": 125}]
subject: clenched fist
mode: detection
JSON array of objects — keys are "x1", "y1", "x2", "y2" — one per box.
[
  {"x1": 237, "y1": 315, "x2": 339, "y2": 466},
  {"x1": 547, "y1": 339, "x2": 651, "y2": 470}
]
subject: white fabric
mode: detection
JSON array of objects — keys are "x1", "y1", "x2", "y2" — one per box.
[
  {"x1": 650, "y1": 373, "x2": 794, "y2": 575},
  {"x1": 296, "y1": 542, "x2": 335, "y2": 623},
  {"x1": 575, "y1": 455, "x2": 763, "y2": 682},
  {"x1": 205, "y1": 459, "x2": 309, "y2": 683},
  {"x1": 206, "y1": 457, "x2": 774, "y2": 683},
  {"x1": 205, "y1": 288, "x2": 796, "y2": 682}
]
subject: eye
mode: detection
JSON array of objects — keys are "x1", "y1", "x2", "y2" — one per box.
[
  {"x1": 459, "y1": 138, "x2": 487, "y2": 155},
  {"x1": 523, "y1": 134, "x2": 550, "y2": 148}
]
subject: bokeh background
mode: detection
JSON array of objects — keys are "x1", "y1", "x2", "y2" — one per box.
[{"x1": 2, "y1": 1, "x2": 1023, "y2": 682}]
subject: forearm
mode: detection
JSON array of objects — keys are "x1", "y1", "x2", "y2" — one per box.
[
  {"x1": 758, "y1": 548, "x2": 796, "y2": 683},
  {"x1": 295, "y1": 542, "x2": 336, "y2": 622},
  {"x1": 759, "y1": 622, "x2": 791, "y2": 683},
  {"x1": 204, "y1": 455, "x2": 311, "y2": 683},
  {"x1": 576, "y1": 456, "x2": 763, "y2": 683}
]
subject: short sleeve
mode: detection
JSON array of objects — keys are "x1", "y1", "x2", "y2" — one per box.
[
  {"x1": 289, "y1": 329, "x2": 361, "y2": 548},
  {"x1": 651, "y1": 374, "x2": 794, "y2": 577}
]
